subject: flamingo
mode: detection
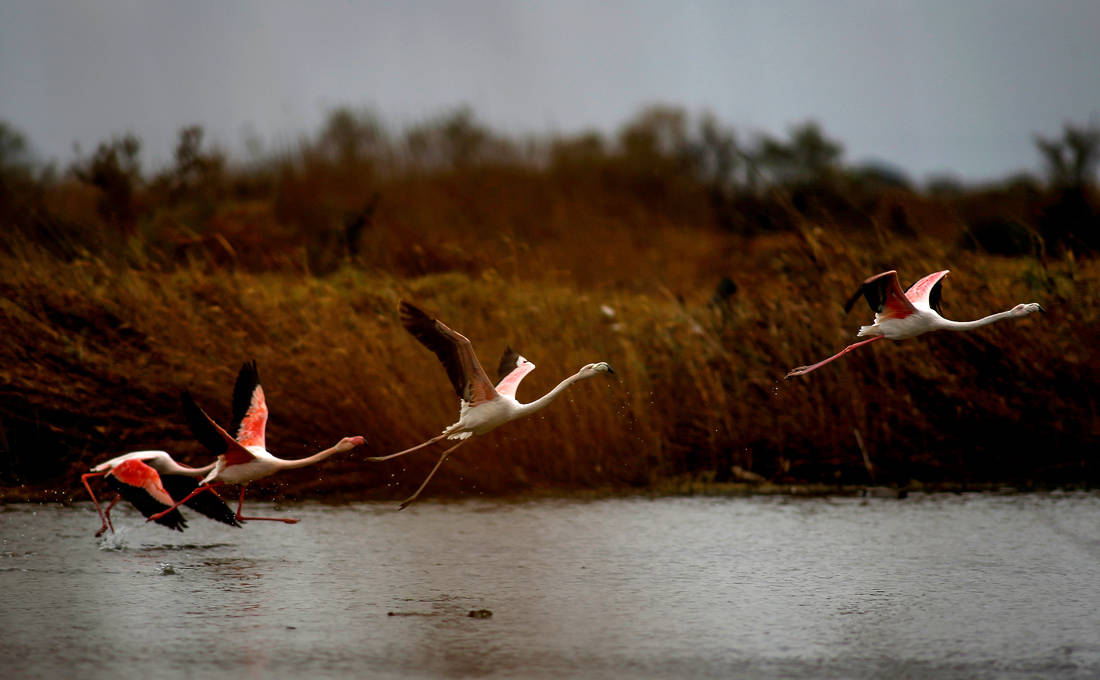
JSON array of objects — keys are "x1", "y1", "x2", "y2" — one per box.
[
  {"x1": 81, "y1": 450, "x2": 241, "y2": 536},
  {"x1": 81, "y1": 362, "x2": 265, "y2": 536},
  {"x1": 368, "y1": 301, "x2": 614, "y2": 509},
  {"x1": 785, "y1": 269, "x2": 1044, "y2": 378},
  {"x1": 147, "y1": 360, "x2": 366, "y2": 524}
]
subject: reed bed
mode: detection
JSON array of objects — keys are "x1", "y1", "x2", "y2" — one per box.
[{"x1": 2, "y1": 118, "x2": 1097, "y2": 501}]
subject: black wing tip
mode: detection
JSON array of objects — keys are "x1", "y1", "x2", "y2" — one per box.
[
  {"x1": 234, "y1": 359, "x2": 261, "y2": 394},
  {"x1": 230, "y1": 359, "x2": 262, "y2": 437},
  {"x1": 929, "y1": 278, "x2": 945, "y2": 315},
  {"x1": 180, "y1": 389, "x2": 207, "y2": 421},
  {"x1": 843, "y1": 270, "x2": 897, "y2": 314},
  {"x1": 842, "y1": 284, "x2": 867, "y2": 314},
  {"x1": 162, "y1": 476, "x2": 242, "y2": 528},
  {"x1": 180, "y1": 390, "x2": 229, "y2": 456},
  {"x1": 400, "y1": 300, "x2": 449, "y2": 340},
  {"x1": 186, "y1": 499, "x2": 244, "y2": 528},
  {"x1": 497, "y1": 346, "x2": 520, "y2": 382},
  {"x1": 399, "y1": 300, "x2": 432, "y2": 324}
]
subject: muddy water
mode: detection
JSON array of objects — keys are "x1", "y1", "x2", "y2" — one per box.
[{"x1": 2, "y1": 493, "x2": 1099, "y2": 679}]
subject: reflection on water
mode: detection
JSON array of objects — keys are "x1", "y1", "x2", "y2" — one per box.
[{"x1": 1, "y1": 493, "x2": 1099, "y2": 679}]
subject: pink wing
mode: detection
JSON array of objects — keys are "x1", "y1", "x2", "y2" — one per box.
[
  {"x1": 110, "y1": 458, "x2": 175, "y2": 507},
  {"x1": 235, "y1": 384, "x2": 268, "y2": 449},
  {"x1": 496, "y1": 358, "x2": 536, "y2": 398},
  {"x1": 904, "y1": 270, "x2": 949, "y2": 311}
]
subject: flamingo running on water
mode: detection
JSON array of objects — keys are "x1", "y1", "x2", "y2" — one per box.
[
  {"x1": 368, "y1": 301, "x2": 614, "y2": 509},
  {"x1": 147, "y1": 360, "x2": 366, "y2": 524},
  {"x1": 82, "y1": 364, "x2": 263, "y2": 535},
  {"x1": 82, "y1": 450, "x2": 241, "y2": 536},
  {"x1": 785, "y1": 269, "x2": 1044, "y2": 378}
]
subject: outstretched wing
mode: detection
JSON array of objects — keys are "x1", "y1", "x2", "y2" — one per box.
[
  {"x1": 494, "y1": 346, "x2": 537, "y2": 399},
  {"x1": 399, "y1": 301, "x2": 496, "y2": 405},
  {"x1": 904, "y1": 270, "x2": 949, "y2": 315},
  {"x1": 843, "y1": 270, "x2": 916, "y2": 320},
  {"x1": 161, "y1": 475, "x2": 242, "y2": 528},
  {"x1": 229, "y1": 360, "x2": 267, "y2": 448},
  {"x1": 105, "y1": 460, "x2": 187, "y2": 531},
  {"x1": 181, "y1": 390, "x2": 256, "y2": 466}
]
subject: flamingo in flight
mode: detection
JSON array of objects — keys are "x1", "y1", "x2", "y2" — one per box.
[
  {"x1": 368, "y1": 301, "x2": 614, "y2": 509},
  {"x1": 147, "y1": 360, "x2": 366, "y2": 525},
  {"x1": 785, "y1": 269, "x2": 1044, "y2": 378},
  {"x1": 81, "y1": 450, "x2": 240, "y2": 536}
]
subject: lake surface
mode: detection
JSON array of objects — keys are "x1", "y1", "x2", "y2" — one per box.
[{"x1": 2, "y1": 492, "x2": 1099, "y2": 679}]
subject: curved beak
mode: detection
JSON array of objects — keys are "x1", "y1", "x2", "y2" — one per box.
[
  {"x1": 1038, "y1": 304, "x2": 1046, "y2": 313},
  {"x1": 606, "y1": 364, "x2": 616, "y2": 375}
]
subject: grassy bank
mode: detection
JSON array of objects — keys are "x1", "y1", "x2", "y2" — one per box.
[
  {"x1": 3, "y1": 230, "x2": 1095, "y2": 503},
  {"x1": 2, "y1": 110, "x2": 1098, "y2": 502}
]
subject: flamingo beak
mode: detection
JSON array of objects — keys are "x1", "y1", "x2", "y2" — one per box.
[{"x1": 1037, "y1": 304, "x2": 1046, "y2": 313}]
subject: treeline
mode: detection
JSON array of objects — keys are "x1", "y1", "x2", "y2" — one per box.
[{"x1": 3, "y1": 106, "x2": 1099, "y2": 269}]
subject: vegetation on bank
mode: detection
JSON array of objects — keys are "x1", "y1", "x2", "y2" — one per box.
[{"x1": 1, "y1": 106, "x2": 1098, "y2": 501}]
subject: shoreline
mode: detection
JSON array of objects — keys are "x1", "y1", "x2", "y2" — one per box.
[{"x1": 5, "y1": 478, "x2": 1094, "y2": 505}]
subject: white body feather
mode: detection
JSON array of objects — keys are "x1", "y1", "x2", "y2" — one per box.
[{"x1": 203, "y1": 445, "x2": 285, "y2": 485}]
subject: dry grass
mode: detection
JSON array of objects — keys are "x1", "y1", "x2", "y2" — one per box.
[
  {"x1": 2, "y1": 131, "x2": 1098, "y2": 502},
  {"x1": 3, "y1": 224, "x2": 1095, "y2": 502}
]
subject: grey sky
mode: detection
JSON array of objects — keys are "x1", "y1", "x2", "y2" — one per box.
[{"x1": 2, "y1": 0, "x2": 1098, "y2": 182}]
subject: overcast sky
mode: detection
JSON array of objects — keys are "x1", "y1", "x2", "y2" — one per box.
[{"x1": 2, "y1": 0, "x2": 1098, "y2": 182}]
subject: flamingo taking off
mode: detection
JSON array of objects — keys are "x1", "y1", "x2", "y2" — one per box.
[
  {"x1": 368, "y1": 301, "x2": 614, "y2": 509},
  {"x1": 147, "y1": 360, "x2": 366, "y2": 524},
  {"x1": 81, "y1": 450, "x2": 241, "y2": 536},
  {"x1": 785, "y1": 269, "x2": 1044, "y2": 378}
]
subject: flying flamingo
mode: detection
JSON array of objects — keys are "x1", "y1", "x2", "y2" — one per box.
[
  {"x1": 81, "y1": 450, "x2": 241, "y2": 536},
  {"x1": 147, "y1": 360, "x2": 366, "y2": 525},
  {"x1": 785, "y1": 269, "x2": 1044, "y2": 378},
  {"x1": 368, "y1": 301, "x2": 614, "y2": 509}
]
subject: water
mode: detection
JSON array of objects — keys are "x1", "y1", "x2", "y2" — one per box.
[{"x1": 2, "y1": 493, "x2": 1099, "y2": 679}]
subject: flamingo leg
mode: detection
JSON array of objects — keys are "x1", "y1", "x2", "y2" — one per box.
[
  {"x1": 233, "y1": 484, "x2": 300, "y2": 524},
  {"x1": 96, "y1": 496, "x2": 122, "y2": 537},
  {"x1": 367, "y1": 434, "x2": 447, "y2": 462},
  {"x1": 398, "y1": 440, "x2": 467, "y2": 510},
  {"x1": 147, "y1": 482, "x2": 221, "y2": 522},
  {"x1": 81, "y1": 471, "x2": 111, "y2": 536},
  {"x1": 785, "y1": 335, "x2": 885, "y2": 378}
]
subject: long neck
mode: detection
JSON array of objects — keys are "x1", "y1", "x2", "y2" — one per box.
[
  {"x1": 163, "y1": 460, "x2": 217, "y2": 478},
  {"x1": 279, "y1": 444, "x2": 346, "y2": 470},
  {"x1": 516, "y1": 371, "x2": 588, "y2": 416},
  {"x1": 188, "y1": 462, "x2": 218, "y2": 477},
  {"x1": 934, "y1": 309, "x2": 1017, "y2": 332}
]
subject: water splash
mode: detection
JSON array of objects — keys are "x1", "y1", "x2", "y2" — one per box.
[{"x1": 97, "y1": 527, "x2": 131, "y2": 551}]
